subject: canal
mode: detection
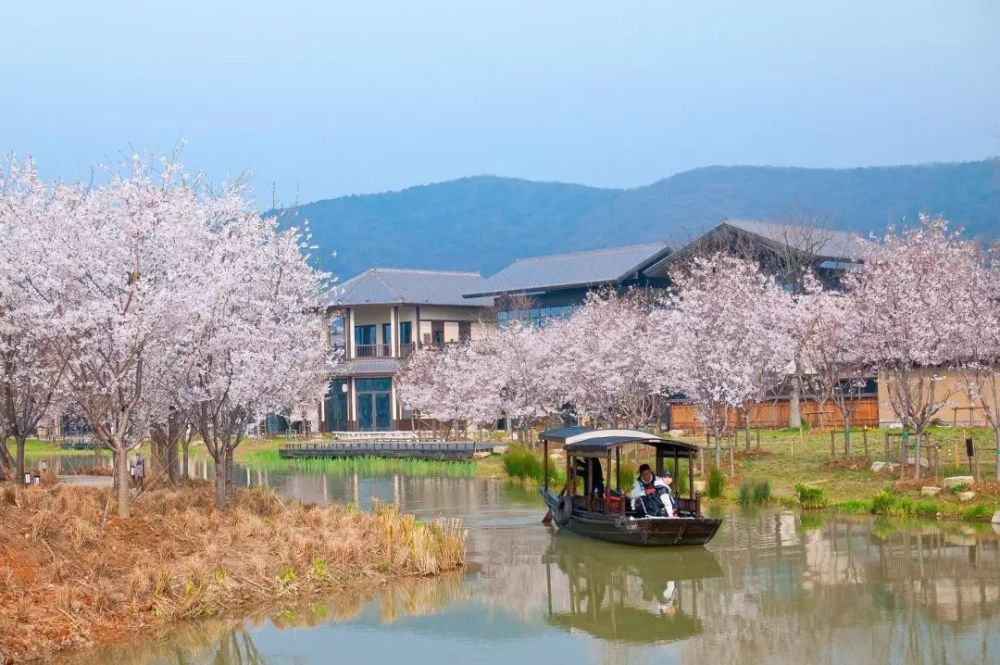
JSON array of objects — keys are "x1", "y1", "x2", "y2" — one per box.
[{"x1": 50, "y1": 463, "x2": 1000, "y2": 665}]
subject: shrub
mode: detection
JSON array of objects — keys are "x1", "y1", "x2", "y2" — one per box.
[
  {"x1": 949, "y1": 483, "x2": 972, "y2": 495},
  {"x1": 707, "y1": 466, "x2": 725, "y2": 498},
  {"x1": 502, "y1": 445, "x2": 542, "y2": 481},
  {"x1": 752, "y1": 479, "x2": 772, "y2": 504},
  {"x1": 738, "y1": 480, "x2": 772, "y2": 505},
  {"x1": 961, "y1": 504, "x2": 994, "y2": 521},
  {"x1": 870, "y1": 490, "x2": 914, "y2": 516},
  {"x1": 913, "y1": 500, "x2": 940, "y2": 517},
  {"x1": 795, "y1": 483, "x2": 827, "y2": 509},
  {"x1": 737, "y1": 482, "x2": 752, "y2": 505}
]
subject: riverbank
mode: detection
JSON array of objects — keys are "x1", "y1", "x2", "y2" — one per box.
[
  {"x1": 488, "y1": 427, "x2": 1000, "y2": 522},
  {"x1": 0, "y1": 482, "x2": 465, "y2": 663}
]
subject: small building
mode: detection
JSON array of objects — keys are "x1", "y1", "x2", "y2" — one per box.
[
  {"x1": 324, "y1": 268, "x2": 492, "y2": 432},
  {"x1": 463, "y1": 242, "x2": 673, "y2": 323}
]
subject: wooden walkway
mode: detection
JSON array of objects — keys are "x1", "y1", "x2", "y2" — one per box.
[{"x1": 278, "y1": 440, "x2": 492, "y2": 461}]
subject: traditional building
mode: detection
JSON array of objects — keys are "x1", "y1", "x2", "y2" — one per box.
[
  {"x1": 463, "y1": 242, "x2": 673, "y2": 323},
  {"x1": 324, "y1": 268, "x2": 492, "y2": 432},
  {"x1": 642, "y1": 219, "x2": 868, "y2": 288}
]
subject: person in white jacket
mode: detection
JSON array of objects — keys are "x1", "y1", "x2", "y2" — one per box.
[{"x1": 630, "y1": 464, "x2": 677, "y2": 516}]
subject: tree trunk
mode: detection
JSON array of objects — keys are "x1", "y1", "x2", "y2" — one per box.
[
  {"x1": 182, "y1": 440, "x2": 190, "y2": 480},
  {"x1": 0, "y1": 437, "x2": 13, "y2": 480},
  {"x1": 744, "y1": 420, "x2": 752, "y2": 452},
  {"x1": 788, "y1": 375, "x2": 802, "y2": 429},
  {"x1": 225, "y1": 446, "x2": 234, "y2": 490},
  {"x1": 994, "y1": 427, "x2": 999, "y2": 480},
  {"x1": 167, "y1": 437, "x2": 179, "y2": 484},
  {"x1": 115, "y1": 446, "x2": 130, "y2": 517},
  {"x1": 214, "y1": 456, "x2": 227, "y2": 511},
  {"x1": 913, "y1": 427, "x2": 923, "y2": 481},
  {"x1": 15, "y1": 435, "x2": 26, "y2": 483},
  {"x1": 843, "y1": 415, "x2": 852, "y2": 458},
  {"x1": 714, "y1": 434, "x2": 722, "y2": 468}
]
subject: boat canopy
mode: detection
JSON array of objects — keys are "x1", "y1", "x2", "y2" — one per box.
[{"x1": 539, "y1": 426, "x2": 700, "y2": 458}]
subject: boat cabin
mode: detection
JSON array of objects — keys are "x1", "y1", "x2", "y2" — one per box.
[{"x1": 540, "y1": 426, "x2": 703, "y2": 518}]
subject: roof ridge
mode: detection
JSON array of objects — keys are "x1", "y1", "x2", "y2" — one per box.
[
  {"x1": 369, "y1": 270, "x2": 403, "y2": 301},
  {"x1": 368, "y1": 267, "x2": 483, "y2": 277},
  {"x1": 510, "y1": 241, "x2": 669, "y2": 265}
]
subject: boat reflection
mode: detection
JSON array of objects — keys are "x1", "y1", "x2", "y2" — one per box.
[{"x1": 543, "y1": 536, "x2": 723, "y2": 644}]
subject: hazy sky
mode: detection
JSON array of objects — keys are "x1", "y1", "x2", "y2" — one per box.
[{"x1": 1, "y1": 1, "x2": 998, "y2": 205}]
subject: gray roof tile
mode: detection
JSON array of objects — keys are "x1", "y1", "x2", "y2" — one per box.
[
  {"x1": 328, "y1": 268, "x2": 492, "y2": 307},
  {"x1": 465, "y1": 242, "x2": 672, "y2": 298}
]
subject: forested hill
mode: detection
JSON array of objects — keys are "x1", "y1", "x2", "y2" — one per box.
[{"x1": 273, "y1": 159, "x2": 999, "y2": 281}]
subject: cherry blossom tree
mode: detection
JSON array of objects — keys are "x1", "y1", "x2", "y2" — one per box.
[
  {"x1": 29, "y1": 158, "x2": 215, "y2": 515},
  {"x1": 0, "y1": 158, "x2": 71, "y2": 481},
  {"x1": 847, "y1": 216, "x2": 975, "y2": 480},
  {"x1": 550, "y1": 290, "x2": 672, "y2": 428},
  {"x1": 792, "y1": 275, "x2": 871, "y2": 456},
  {"x1": 663, "y1": 254, "x2": 795, "y2": 466},
  {"x1": 182, "y1": 206, "x2": 330, "y2": 510},
  {"x1": 954, "y1": 240, "x2": 1000, "y2": 477},
  {"x1": 397, "y1": 320, "x2": 559, "y2": 440}
]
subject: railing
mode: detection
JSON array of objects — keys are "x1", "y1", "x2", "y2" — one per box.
[
  {"x1": 350, "y1": 340, "x2": 468, "y2": 360},
  {"x1": 354, "y1": 343, "x2": 392, "y2": 358}
]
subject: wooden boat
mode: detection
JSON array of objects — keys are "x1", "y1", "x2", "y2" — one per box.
[{"x1": 539, "y1": 426, "x2": 722, "y2": 547}]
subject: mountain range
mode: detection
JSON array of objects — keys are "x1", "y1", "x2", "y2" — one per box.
[{"x1": 273, "y1": 159, "x2": 999, "y2": 281}]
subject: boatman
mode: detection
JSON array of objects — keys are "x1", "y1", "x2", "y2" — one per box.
[{"x1": 631, "y1": 464, "x2": 677, "y2": 517}]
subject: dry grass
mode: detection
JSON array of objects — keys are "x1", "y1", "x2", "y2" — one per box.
[{"x1": 0, "y1": 482, "x2": 465, "y2": 663}]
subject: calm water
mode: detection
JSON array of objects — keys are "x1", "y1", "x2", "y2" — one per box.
[{"x1": 46, "y1": 461, "x2": 1000, "y2": 665}]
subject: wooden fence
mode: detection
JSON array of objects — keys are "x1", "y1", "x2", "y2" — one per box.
[{"x1": 668, "y1": 397, "x2": 879, "y2": 433}]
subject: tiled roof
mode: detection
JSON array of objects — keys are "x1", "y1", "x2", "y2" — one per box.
[
  {"x1": 723, "y1": 219, "x2": 868, "y2": 261},
  {"x1": 328, "y1": 268, "x2": 492, "y2": 307},
  {"x1": 464, "y1": 242, "x2": 672, "y2": 298}
]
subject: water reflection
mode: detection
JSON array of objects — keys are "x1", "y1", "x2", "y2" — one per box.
[
  {"x1": 543, "y1": 538, "x2": 722, "y2": 644},
  {"x1": 53, "y1": 469, "x2": 1000, "y2": 665}
]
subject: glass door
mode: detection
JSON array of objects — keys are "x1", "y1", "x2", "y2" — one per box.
[{"x1": 355, "y1": 378, "x2": 393, "y2": 431}]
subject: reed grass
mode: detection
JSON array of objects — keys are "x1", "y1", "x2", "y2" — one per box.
[
  {"x1": 737, "y1": 479, "x2": 772, "y2": 505},
  {"x1": 500, "y1": 445, "x2": 564, "y2": 485},
  {"x1": 794, "y1": 483, "x2": 828, "y2": 509},
  {"x1": 0, "y1": 482, "x2": 465, "y2": 663},
  {"x1": 241, "y1": 448, "x2": 477, "y2": 478},
  {"x1": 707, "y1": 466, "x2": 725, "y2": 498}
]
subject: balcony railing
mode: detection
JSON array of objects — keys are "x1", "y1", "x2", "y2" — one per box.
[
  {"x1": 354, "y1": 343, "x2": 392, "y2": 358},
  {"x1": 351, "y1": 340, "x2": 467, "y2": 360}
]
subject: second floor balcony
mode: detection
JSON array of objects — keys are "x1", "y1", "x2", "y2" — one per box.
[{"x1": 349, "y1": 340, "x2": 462, "y2": 360}]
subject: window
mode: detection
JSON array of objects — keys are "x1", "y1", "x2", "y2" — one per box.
[
  {"x1": 399, "y1": 321, "x2": 412, "y2": 345},
  {"x1": 354, "y1": 325, "x2": 375, "y2": 345},
  {"x1": 381, "y1": 323, "x2": 392, "y2": 345}
]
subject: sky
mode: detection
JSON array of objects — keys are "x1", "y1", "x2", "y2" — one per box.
[{"x1": 1, "y1": 1, "x2": 998, "y2": 206}]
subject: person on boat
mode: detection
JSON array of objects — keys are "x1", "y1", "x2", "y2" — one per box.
[
  {"x1": 658, "y1": 470, "x2": 678, "y2": 516},
  {"x1": 575, "y1": 457, "x2": 605, "y2": 497},
  {"x1": 631, "y1": 464, "x2": 676, "y2": 517}
]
